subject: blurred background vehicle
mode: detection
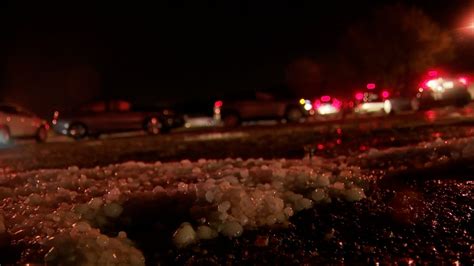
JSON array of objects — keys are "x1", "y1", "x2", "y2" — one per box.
[
  {"x1": 52, "y1": 100, "x2": 184, "y2": 139},
  {"x1": 172, "y1": 100, "x2": 219, "y2": 128},
  {"x1": 412, "y1": 76, "x2": 471, "y2": 111},
  {"x1": 213, "y1": 89, "x2": 311, "y2": 127},
  {"x1": 312, "y1": 95, "x2": 346, "y2": 119},
  {"x1": 0, "y1": 103, "x2": 49, "y2": 144},
  {"x1": 353, "y1": 85, "x2": 392, "y2": 115}
]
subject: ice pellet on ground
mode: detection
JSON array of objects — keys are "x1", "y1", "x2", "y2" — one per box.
[{"x1": 0, "y1": 152, "x2": 400, "y2": 263}]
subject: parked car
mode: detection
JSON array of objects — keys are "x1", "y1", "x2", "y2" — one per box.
[
  {"x1": 353, "y1": 88, "x2": 392, "y2": 114},
  {"x1": 52, "y1": 100, "x2": 184, "y2": 139},
  {"x1": 214, "y1": 90, "x2": 311, "y2": 127},
  {"x1": 412, "y1": 77, "x2": 471, "y2": 111},
  {"x1": 0, "y1": 103, "x2": 49, "y2": 144},
  {"x1": 312, "y1": 95, "x2": 352, "y2": 119}
]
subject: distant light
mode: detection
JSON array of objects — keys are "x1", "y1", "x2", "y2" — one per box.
[
  {"x1": 383, "y1": 99, "x2": 392, "y2": 114},
  {"x1": 321, "y1": 95, "x2": 331, "y2": 102},
  {"x1": 313, "y1": 99, "x2": 321, "y2": 107},
  {"x1": 355, "y1": 92, "x2": 364, "y2": 101},
  {"x1": 426, "y1": 79, "x2": 438, "y2": 88},
  {"x1": 459, "y1": 77, "x2": 468, "y2": 85},
  {"x1": 381, "y1": 90, "x2": 390, "y2": 99},
  {"x1": 317, "y1": 104, "x2": 339, "y2": 115},
  {"x1": 443, "y1": 81, "x2": 454, "y2": 89},
  {"x1": 304, "y1": 103, "x2": 313, "y2": 111},
  {"x1": 214, "y1": 100, "x2": 223, "y2": 108},
  {"x1": 332, "y1": 98, "x2": 342, "y2": 109},
  {"x1": 299, "y1": 98, "x2": 306, "y2": 105},
  {"x1": 418, "y1": 88, "x2": 424, "y2": 92},
  {"x1": 428, "y1": 70, "x2": 438, "y2": 77},
  {"x1": 366, "y1": 83, "x2": 376, "y2": 90}
]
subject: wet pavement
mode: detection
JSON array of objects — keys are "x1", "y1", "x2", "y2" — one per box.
[{"x1": 0, "y1": 108, "x2": 473, "y2": 264}]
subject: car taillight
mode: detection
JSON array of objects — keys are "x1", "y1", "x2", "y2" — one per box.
[
  {"x1": 459, "y1": 77, "x2": 468, "y2": 85},
  {"x1": 313, "y1": 100, "x2": 321, "y2": 108},
  {"x1": 332, "y1": 98, "x2": 342, "y2": 109},
  {"x1": 355, "y1": 92, "x2": 364, "y2": 101},
  {"x1": 52, "y1": 111, "x2": 59, "y2": 125},
  {"x1": 214, "y1": 100, "x2": 223, "y2": 108},
  {"x1": 381, "y1": 90, "x2": 390, "y2": 99},
  {"x1": 366, "y1": 83, "x2": 376, "y2": 90},
  {"x1": 321, "y1": 95, "x2": 331, "y2": 102}
]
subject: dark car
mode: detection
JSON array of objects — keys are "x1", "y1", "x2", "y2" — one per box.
[
  {"x1": 413, "y1": 77, "x2": 471, "y2": 110},
  {"x1": 53, "y1": 100, "x2": 184, "y2": 139},
  {"x1": 213, "y1": 89, "x2": 311, "y2": 127}
]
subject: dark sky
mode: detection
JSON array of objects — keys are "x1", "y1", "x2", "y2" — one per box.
[{"x1": 0, "y1": 0, "x2": 470, "y2": 114}]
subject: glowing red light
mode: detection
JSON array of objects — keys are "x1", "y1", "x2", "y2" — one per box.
[
  {"x1": 332, "y1": 98, "x2": 342, "y2": 109},
  {"x1": 428, "y1": 70, "x2": 438, "y2": 77},
  {"x1": 336, "y1": 139, "x2": 342, "y2": 145},
  {"x1": 367, "y1": 83, "x2": 376, "y2": 90},
  {"x1": 317, "y1": 144, "x2": 325, "y2": 150},
  {"x1": 355, "y1": 92, "x2": 364, "y2": 101},
  {"x1": 214, "y1": 100, "x2": 223, "y2": 108},
  {"x1": 313, "y1": 100, "x2": 321, "y2": 108},
  {"x1": 459, "y1": 77, "x2": 468, "y2": 85},
  {"x1": 321, "y1": 95, "x2": 331, "y2": 102},
  {"x1": 424, "y1": 110, "x2": 437, "y2": 122},
  {"x1": 382, "y1": 90, "x2": 390, "y2": 99}
]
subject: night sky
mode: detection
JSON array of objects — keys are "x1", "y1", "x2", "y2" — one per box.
[{"x1": 0, "y1": 0, "x2": 470, "y2": 116}]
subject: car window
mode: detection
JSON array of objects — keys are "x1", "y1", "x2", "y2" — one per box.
[
  {"x1": 15, "y1": 106, "x2": 35, "y2": 117},
  {"x1": 255, "y1": 91, "x2": 275, "y2": 101},
  {"x1": 0, "y1": 105, "x2": 20, "y2": 114},
  {"x1": 109, "y1": 100, "x2": 131, "y2": 112},
  {"x1": 79, "y1": 102, "x2": 107, "y2": 113}
]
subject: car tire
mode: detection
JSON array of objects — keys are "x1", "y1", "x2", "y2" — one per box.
[
  {"x1": 0, "y1": 126, "x2": 11, "y2": 145},
  {"x1": 285, "y1": 106, "x2": 303, "y2": 123},
  {"x1": 35, "y1": 125, "x2": 48, "y2": 143},
  {"x1": 144, "y1": 117, "x2": 163, "y2": 135},
  {"x1": 68, "y1": 123, "x2": 88, "y2": 140},
  {"x1": 222, "y1": 112, "x2": 240, "y2": 127}
]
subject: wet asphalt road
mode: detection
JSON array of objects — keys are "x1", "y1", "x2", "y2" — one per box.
[
  {"x1": 0, "y1": 108, "x2": 473, "y2": 264},
  {"x1": 2, "y1": 107, "x2": 474, "y2": 171}
]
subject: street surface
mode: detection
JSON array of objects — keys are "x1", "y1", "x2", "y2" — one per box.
[
  {"x1": 2, "y1": 106, "x2": 474, "y2": 171},
  {"x1": 0, "y1": 106, "x2": 473, "y2": 265}
]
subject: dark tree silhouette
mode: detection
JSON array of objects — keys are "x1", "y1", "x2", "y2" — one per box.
[{"x1": 335, "y1": 4, "x2": 453, "y2": 96}]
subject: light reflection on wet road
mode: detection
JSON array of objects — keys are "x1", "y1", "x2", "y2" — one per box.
[{"x1": 2, "y1": 106, "x2": 474, "y2": 171}]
